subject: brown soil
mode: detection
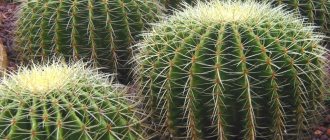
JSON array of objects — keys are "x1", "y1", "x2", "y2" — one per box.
[{"x1": 0, "y1": 2, "x2": 18, "y2": 71}]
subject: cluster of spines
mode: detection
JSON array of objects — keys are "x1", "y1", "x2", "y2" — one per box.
[
  {"x1": 0, "y1": 91, "x2": 145, "y2": 139},
  {"x1": 262, "y1": 0, "x2": 330, "y2": 44},
  {"x1": 135, "y1": 1, "x2": 327, "y2": 139},
  {"x1": 0, "y1": 62, "x2": 148, "y2": 140},
  {"x1": 159, "y1": 0, "x2": 207, "y2": 12},
  {"x1": 16, "y1": 0, "x2": 161, "y2": 84}
]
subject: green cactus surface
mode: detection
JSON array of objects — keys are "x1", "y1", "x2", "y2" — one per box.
[
  {"x1": 0, "y1": 61, "x2": 147, "y2": 140},
  {"x1": 256, "y1": 0, "x2": 330, "y2": 45},
  {"x1": 15, "y1": 0, "x2": 161, "y2": 84},
  {"x1": 135, "y1": 1, "x2": 327, "y2": 139}
]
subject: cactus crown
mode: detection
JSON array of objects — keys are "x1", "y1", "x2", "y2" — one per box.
[
  {"x1": 172, "y1": 0, "x2": 282, "y2": 23},
  {"x1": 5, "y1": 62, "x2": 76, "y2": 93},
  {"x1": 161, "y1": 0, "x2": 309, "y2": 26},
  {"x1": 135, "y1": 0, "x2": 326, "y2": 139}
]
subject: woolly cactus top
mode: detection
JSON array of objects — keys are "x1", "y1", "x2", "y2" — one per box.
[
  {"x1": 0, "y1": 61, "x2": 110, "y2": 95},
  {"x1": 6, "y1": 63, "x2": 74, "y2": 93},
  {"x1": 160, "y1": 1, "x2": 308, "y2": 26}
]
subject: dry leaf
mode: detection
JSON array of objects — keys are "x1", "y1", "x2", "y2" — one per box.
[{"x1": 0, "y1": 39, "x2": 8, "y2": 76}]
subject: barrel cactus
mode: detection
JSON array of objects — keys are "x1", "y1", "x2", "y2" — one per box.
[
  {"x1": 15, "y1": 0, "x2": 162, "y2": 84},
  {"x1": 0, "y1": 61, "x2": 147, "y2": 139},
  {"x1": 135, "y1": 1, "x2": 327, "y2": 139}
]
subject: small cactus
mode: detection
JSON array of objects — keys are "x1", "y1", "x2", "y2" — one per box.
[
  {"x1": 0, "y1": 60, "x2": 147, "y2": 140},
  {"x1": 15, "y1": 0, "x2": 162, "y2": 84},
  {"x1": 135, "y1": 1, "x2": 327, "y2": 139}
]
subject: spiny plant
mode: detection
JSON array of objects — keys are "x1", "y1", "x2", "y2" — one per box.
[
  {"x1": 134, "y1": 0, "x2": 327, "y2": 139},
  {"x1": 158, "y1": 0, "x2": 207, "y2": 13},
  {"x1": 0, "y1": 60, "x2": 148, "y2": 140},
  {"x1": 15, "y1": 0, "x2": 162, "y2": 84},
  {"x1": 253, "y1": 0, "x2": 330, "y2": 45}
]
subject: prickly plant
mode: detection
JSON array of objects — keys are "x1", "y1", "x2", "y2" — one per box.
[
  {"x1": 0, "y1": 60, "x2": 148, "y2": 140},
  {"x1": 253, "y1": 0, "x2": 330, "y2": 45},
  {"x1": 159, "y1": 0, "x2": 206, "y2": 12},
  {"x1": 158, "y1": 0, "x2": 199, "y2": 9},
  {"x1": 135, "y1": 1, "x2": 327, "y2": 139},
  {"x1": 15, "y1": 0, "x2": 162, "y2": 84}
]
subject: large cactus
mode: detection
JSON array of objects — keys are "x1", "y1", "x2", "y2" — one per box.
[
  {"x1": 15, "y1": 0, "x2": 161, "y2": 84},
  {"x1": 0, "y1": 61, "x2": 147, "y2": 140},
  {"x1": 135, "y1": 1, "x2": 327, "y2": 139}
]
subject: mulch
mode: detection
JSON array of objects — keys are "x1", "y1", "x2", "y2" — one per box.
[
  {"x1": 312, "y1": 109, "x2": 330, "y2": 140},
  {"x1": 0, "y1": 2, "x2": 18, "y2": 71}
]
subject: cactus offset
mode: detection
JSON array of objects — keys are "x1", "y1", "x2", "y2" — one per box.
[
  {"x1": 135, "y1": 1, "x2": 327, "y2": 139},
  {"x1": 15, "y1": 0, "x2": 161, "y2": 84},
  {"x1": 0, "y1": 61, "x2": 147, "y2": 140}
]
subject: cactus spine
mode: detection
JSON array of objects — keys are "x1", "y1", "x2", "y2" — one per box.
[
  {"x1": 135, "y1": 1, "x2": 327, "y2": 139},
  {"x1": 257, "y1": 0, "x2": 330, "y2": 45},
  {"x1": 159, "y1": 0, "x2": 207, "y2": 12},
  {"x1": 15, "y1": 0, "x2": 161, "y2": 84},
  {"x1": 0, "y1": 61, "x2": 147, "y2": 140}
]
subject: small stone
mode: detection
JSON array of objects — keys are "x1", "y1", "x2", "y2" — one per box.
[{"x1": 315, "y1": 130, "x2": 323, "y2": 137}]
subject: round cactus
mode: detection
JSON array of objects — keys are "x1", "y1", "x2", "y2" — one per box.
[
  {"x1": 0, "y1": 61, "x2": 147, "y2": 140},
  {"x1": 135, "y1": 1, "x2": 327, "y2": 139},
  {"x1": 15, "y1": 0, "x2": 162, "y2": 84}
]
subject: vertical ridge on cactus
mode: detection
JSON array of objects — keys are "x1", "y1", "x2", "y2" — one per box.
[
  {"x1": 253, "y1": 0, "x2": 330, "y2": 45},
  {"x1": 0, "y1": 60, "x2": 148, "y2": 140},
  {"x1": 15, "y1": 0, "x2": 162, "y2": 84},
  {"x1": 134, "y1": 0, "x2": 327, "y2": 139}
]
